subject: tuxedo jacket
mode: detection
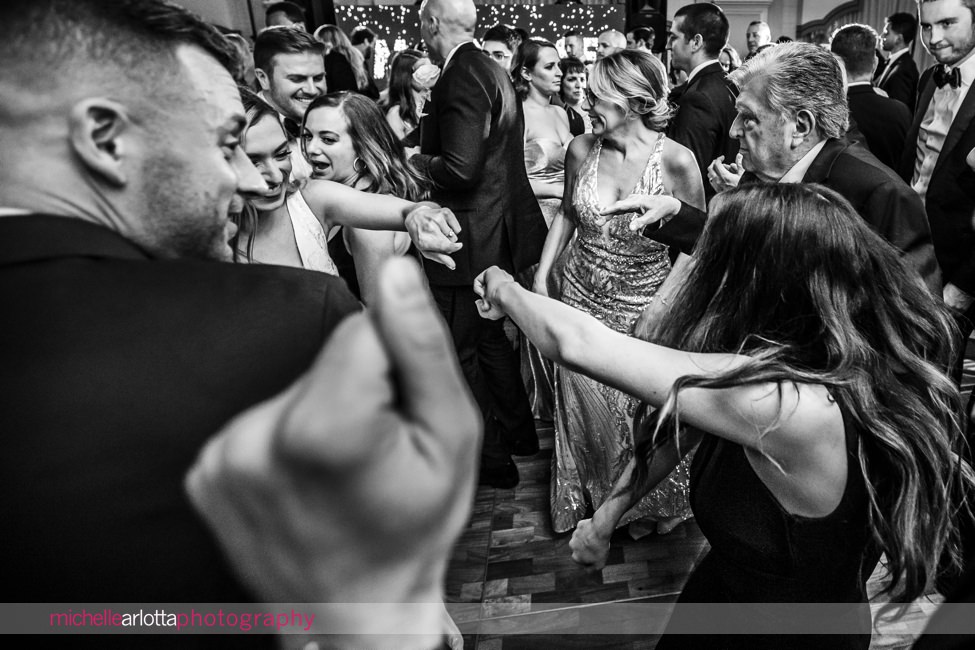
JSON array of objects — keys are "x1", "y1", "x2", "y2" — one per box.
[
  {"x1": 413, "y1": 42, "x2": 546, "y2": 286},
  {"x1": 648, "y1": 139, "x2": 941, "y2": 294},
  {"x1": 899, "y1": 66, "x2": 975, "y2": 294},
  {"x1": 877, "y1": 52, "x2": 919, "y2": 113},
  {"x1": 846, "y1": 84, "x2": 912, "y2": 171},
  {"x1": 667, "y1": 60, "x2": 740, "y2": 202},
  {"x1": 0, "y1": 216, "x2": 359, "y2": 646}
]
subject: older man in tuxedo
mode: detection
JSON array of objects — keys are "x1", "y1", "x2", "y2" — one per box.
[{"x1": 413, "y1": 0, "x2": 547, "y2": 488}]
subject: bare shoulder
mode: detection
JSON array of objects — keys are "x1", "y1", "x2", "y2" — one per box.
[
  {"x1": 661, "y1": 138, "x2": 697, "y2": 172},
  {"x1": 567, "y1": 133, "x2": 596, "y2": 164}
]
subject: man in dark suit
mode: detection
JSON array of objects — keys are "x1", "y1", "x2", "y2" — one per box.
[
  {"x1": 0, "y1": 1, "x2": 478, "y2": 647},
  {"x1": 832, "y1": 23, "x2": 913, "y2": 170},
  {"x1": 666, "y1": 2, "x2": 739, "y2": 202},
  {"x1": 635, "y1": 43, "x2": 940, "y2": 295},
  {"x1": 877, "y1": 12, "x2": 920, "y2": 111},
  {"x1": 900, "y1": 0, "x2": 975, "y2": 373},
  {"x1": 413, "y1": 0, "x2": 547, "y2": 488}
]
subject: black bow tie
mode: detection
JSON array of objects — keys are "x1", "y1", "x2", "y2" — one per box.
[{"x1": 934, "y1": 65, "x2": 961, "y2": 89}]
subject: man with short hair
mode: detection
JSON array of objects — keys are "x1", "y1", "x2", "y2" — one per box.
[
  {"x1": 626, "y1": 26, "x2": 654, "y2": 52},
  {"x1": 900, "y1": 0, "x2": 975, "y2": 366},
  {"x1": 265, "y1": 0, "x2": 306, "y2": 31},
  {"x1": 253, "y1": 27, "x2": 325, "y2": 181},
  {"x1": 350, "y1": 26, "x2": 380, "y2": 98},
  {"x1": 877, "y1": 12, "x2": 921, "y2": 110},
  {"x1": 642, "y1": 43, "x2": 940, "y2": 295},
  {"x1": 596, "y1": 29, "x2": 627, "y2": 59},
  {"x1": 414, "y1": 0, "x2": 546, "y2": 488},
  {"x1": 744, "y1": 20, "x2": 771, "y2": 60},
  {"x1": 831, "y1": 23, "x2": 912, "y2": 169},
  {"x1": 481, "y1": 23, "x2": 518, "y2": 72},
  {"x1": 563, "y1": 30, "x2": 585, "y2": 60},
  {"x1": 666, "y1": 2, "x2": 739, "y2": 202},
  {"x1": 0, "y1": 0, "x2": 476, "y2": 647}
]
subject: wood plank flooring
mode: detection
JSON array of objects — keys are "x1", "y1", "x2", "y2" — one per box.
[{"x1": 443, "y1": 357, "x2": 975, "y2": 649}]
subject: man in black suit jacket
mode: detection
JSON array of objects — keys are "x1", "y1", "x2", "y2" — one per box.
[
  {"x1": 666, "y1": 2, "x2": 739, "y2": 202},
  {"x1": 638, "y1": 43, "x2": 940, "y2": 294},
  {"x1": 899, "y1": 0, "x2": 975, "y2": 375},
  {"x1": 0, "y1": 2, "x2": 479, "y2": 647},
  {"x1": 832, "y1": 23, "x2": 912, "y2": 170},
  {"x1": 413, "y1": 0, "x2": 547, "y2": 488},
  {"x1": 877, "y1": 12, "x2": 920, "y2": 111}
]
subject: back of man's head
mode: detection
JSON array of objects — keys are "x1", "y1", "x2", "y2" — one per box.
[
  {"x1": 886, "y1": 12, "x2": 917, "y2": 45},
  {"x1": 730, "y1": 41, "x2": 848, "y2": 140},
  {"x1": 675, "y1": 2, "x2": 730, "y2": 58},
  {"x1": 629, "y1": 27, "x2": 654, "y2": 49},
  {"x1": 254, "y1": 26, "x2": 323, "y2": 75},
  {"x1": 0, "y1": 0, "x2": 236, "y2": 127},
  {"x1": 830, "y1": 23, "x2": 879, "y2": 81},
  {"x1": 350, "y1": 26, "x2": 376, "y2": 47},
  {"x1": 265, "y1": 1, "x2": 305, "y2": 30}
]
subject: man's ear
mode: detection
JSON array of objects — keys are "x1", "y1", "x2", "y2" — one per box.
[
  {"x1": 254, "y1": 67, "x2": 270, "y2": 91},
  {"x1": 68, "y1": 98, "x2": 132, "y2": 187},
  {"x1": 793, "y1": 109, "x2": 816, "y2": 142}
]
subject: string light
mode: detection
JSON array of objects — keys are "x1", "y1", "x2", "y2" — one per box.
[{"x1": 336, "y1": 4, "x2": 626, "y2": 77}]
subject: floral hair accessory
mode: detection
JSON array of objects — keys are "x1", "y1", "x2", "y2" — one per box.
[{"x1": 412, "y1": 63, "x2": 441, "y2": 90}]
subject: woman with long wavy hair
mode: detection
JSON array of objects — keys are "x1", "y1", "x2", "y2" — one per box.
[
  {"x1": 301, "y1": 91, "x2": 430, "y2": 303},
  {"x1": 381, "y1": 49, "x2": 439, "y2": 153},
  {"x1": 474, "y1": 182, "x2": 972, "y2": 648},
  {"x1": 313, "y1": 24, "x2": 373, "y2": 97}
]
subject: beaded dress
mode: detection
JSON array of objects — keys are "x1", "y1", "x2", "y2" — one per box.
[{"x1": 551, "y1": 136, "x2": 692, "y2": 533}]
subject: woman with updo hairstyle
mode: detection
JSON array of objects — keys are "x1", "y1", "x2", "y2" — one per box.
[
  {"x1": 508, "y1": 37, "x2": 573, "y2": 421},
  {"x1": 381, "y1": 48, "x2": 439, "y2": 154},
  {"x1": 532, "y1": 49, "x2": 705, "y2": 535}
]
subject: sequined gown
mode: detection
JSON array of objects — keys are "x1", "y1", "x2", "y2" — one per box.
[
  {"x1": 521, "y1": 137, "x2": 569, "y2": 421},
  {"x1": 551, "y1": 136, "x2": 692, "y2": 534}
]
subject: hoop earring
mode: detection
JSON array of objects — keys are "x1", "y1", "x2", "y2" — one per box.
[{"x1": 353, "y1": 157, "x2": 367, "y2": 174}]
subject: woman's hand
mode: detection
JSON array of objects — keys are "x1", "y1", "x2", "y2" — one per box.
[
  {"x1": 707, "y1": 153, "x2": 744, "y2": 193},
  {"x1": 569, "y1": 518, "x2": 612, "y2": 571},
  {"x1": 532, "y1": 273, "x2": 550, "y2": 298},
  {"x1": 473, "y1": 266, "x2": 515, "y2": 320}
]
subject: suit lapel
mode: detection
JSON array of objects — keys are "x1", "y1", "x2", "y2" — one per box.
[
  {"x1": 936, "y1": 83, "x2": 975, "y2": 177},
  {"x1": 900, "y1": 68, "x2": 936, "y2": 178},
  {"x1": 801, "y1": 138, "x2": 847, "y2": 183}
]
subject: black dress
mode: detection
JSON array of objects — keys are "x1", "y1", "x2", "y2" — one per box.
[{"x1": 657, "y1": 403, "x2": 880, "y2": 649}]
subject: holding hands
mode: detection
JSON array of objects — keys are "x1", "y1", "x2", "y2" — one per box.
[
  {"x1": 186, "y1": 258, "x2": 480, "y2": 646},
  {"x1": 405, "y1": 202, "x2": 463, "y2": 270},
  {"x1": 597, "y1": 193, "x2": 682, "y2": 232},
  {"x1": 474, "y1": 266, "x2": 517, "y2": 320}
]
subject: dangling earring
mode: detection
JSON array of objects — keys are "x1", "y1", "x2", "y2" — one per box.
[{"x1": 353, "y1": 157, "x2": 367, "y2": 174}]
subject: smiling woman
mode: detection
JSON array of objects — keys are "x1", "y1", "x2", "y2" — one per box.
[{"x1": 230, "y1": 88, "x2": 438, "y2": 296}]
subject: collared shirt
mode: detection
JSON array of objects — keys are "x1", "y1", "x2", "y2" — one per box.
[
  {"x1": 258, "y1": 90, "x2": 313, "y2": 183},
  {"x1": 912, "y1": 49, "x2": 975, "y2": 199},
  {"x1": 877, "y1": 47, "x2": 909, "y2": 87},
  {"x1": 442, "y1": 41, "x2": 469, "y2": 71},
  {"x1": 686, "y1": 59, "x2": 718, "y2": 85},
  {"x1": 778, "y1": 140, "x2": 828, "y2": 184}
]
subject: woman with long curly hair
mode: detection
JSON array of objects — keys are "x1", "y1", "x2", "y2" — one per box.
[
  {"x1": 301, "y1": 91, "x2": 430, "y2": 303},
  {"x1": 474, "y1": 182, "x2": 973, "y2": 649},
  {"x1": 313, "y1": 24, "x2": 373, "y2": 97}
]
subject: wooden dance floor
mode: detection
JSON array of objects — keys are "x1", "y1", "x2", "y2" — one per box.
[{"x1": 444, "y1": 354, "x2": 975, "y2": 649}]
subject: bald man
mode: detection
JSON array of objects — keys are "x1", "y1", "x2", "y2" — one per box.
[
  {"x1": 596, "y1": 29, "x2": 626, "y2": 60},
  {"x1": 412, "y1": 0, "x2": 546, "y2": 489}
]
